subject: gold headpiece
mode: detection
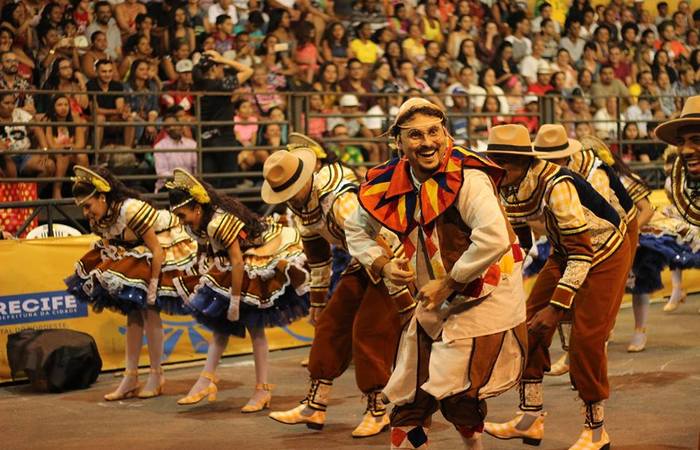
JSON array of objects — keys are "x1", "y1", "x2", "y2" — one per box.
[
  {"x1": 72, "y1": 165, "x2": 112, "y2": 206},
  {"x1": 579, "y1": 135, "x2": 615, "y2": 166},
  {"x1": 164, "y1": 168, "x2": 211, "y2": 210},
  {"x1": 288, "y1": 132, "x2": 327, "y2": 159}
]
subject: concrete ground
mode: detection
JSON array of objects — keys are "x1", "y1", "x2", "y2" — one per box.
[{"x1": 2, "y1": 295, "x2": 700, "y2": 450}]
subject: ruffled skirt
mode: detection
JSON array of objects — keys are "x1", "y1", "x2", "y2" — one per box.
[
  {"x1": 65, "y1": 225, "x2": 198, "y2": 315},
  {"x1": 174, "y1": 226, "x2": 310, "y2": 337},
  {"x1": 629, "y1": 213, "x2": 700, "y2": 294}
]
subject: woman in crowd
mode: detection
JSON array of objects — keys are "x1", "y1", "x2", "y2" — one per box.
[
  {"x1": 256, "y1": 34, "x2": 296, "y2": 89},
  {"x1": 65, "y1": 165, "x2": 197, "y2": 401},
  {"x1": 160, "y1": 38, "x2": 192, "y2": 83},
  {"x1": 164, "y1": 5, "x2": 196, "y2": 54},
  {"x1": 125, "y1": 58, "x2": 160, "y2": 146},
  {"x1": 455, "y1": 37, "x2": 483, "y2": 74},
  {"x1": 321, "y1": 22, "x2": 353, "y2": 78},
  {"x1": 167, "y1": 169, "x2": 309, "y2": 411},
  {"x1": 312, "y1": 61, "x2": 341, "y2": 110},
  {"x1": 40, "y1": 56, "x2": 89, "y2": 118},
  {"x1": 45, "y1": 94, "x2": 88, "y2": 199}
]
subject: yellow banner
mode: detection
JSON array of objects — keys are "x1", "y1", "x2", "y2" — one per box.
[{"x1": 0, "y1": 236, "x2": 314, "y2": 382}]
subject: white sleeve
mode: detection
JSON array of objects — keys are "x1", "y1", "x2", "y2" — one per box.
[
  {"x1": 450, "y1": 170, "x2": 511, "y2": 284},
  {"x1": 345, "y1": 204, "x2": 387, "y2": 270}
]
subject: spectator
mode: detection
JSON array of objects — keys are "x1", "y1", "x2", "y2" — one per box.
[
  {"x1": 576, "y1": 41, "x2": 600, "y2": 78},
  {"x1": 37, "y1": 27, "x2": 79, "y2": 74},
  {"x1": 193, "y1": 49, "x2": 253, "y2": 188},
  {"x1": 164, "y1": 6, "x2": 196, "y2": 54},
  {"x1": 339, "y1": 58, "x2": 373, "y2": 110},
  {"x1": 81, "y1": 31, "x2": 115, "y2": 80},
  {"x1": 626, "y1": 94, "x2": 653, "y2": 137},
  {"x1": 233, "y1": 98, "x2": 259, "y2": 147},
  {"x1": 71, "y1": 0, "x2": 93, "y2": 35},
  {"x1": 657, "y1": 71, "x2": 676, "y2": 117},
  {"x1": 402, "y1": 22, "x2": 426, "y2": 64},
  {"x1": 384, "y1": 40, "x2": 404, "y2": 77},
  {"x1": 620, "y1": 22, "x2": 639, "y2": 61},
  {"x1": 448, "y1": 16, "x2": 474, "y2": 60},
  {"x1": 0, "y1": 27, "x2": 35, "y2": 80},
  {"x1": 652, "y1": 49, "x2": 678, "y2": 84},
  {"x1": 0, "y1": 92, "x2": 51, "y2": 178},
  {"x1": 527, "y1": 61, "x2": 554, "y2": 96},
  {"x1": 0, "y1": 51, "x2": 35, "y2": 114},
  {"x1": 86, "y1": 1, "x2": 122, "y2": 61},
  {"x1": 420, "y1": 1, "x2": 445, "y2": 44},
  {"x1": 129, "y1": 14, "x2": 163, "y2": 57},
  {"x1": 388, "y1": 3, "x2": 411, "y2": 38},
  {"x1": 479, "y1": 66, "x2": 509, "y2": 114},
  {"x1": 591, "y1": 64, "x2": 629, "y2": 109},
  {"x1": 45, "y1": 94, "x2": 88, "y2": 198},
  {"x1": 185, "y1": 0, "x2": 208, "y2": 37},
  {"x1": 313, "y1": 61, "x2": 341, "y2": 109},
  {"x1": 477, "y1": 21, "x2": 502, "y2": 65},
  {"x1": 492, "y1": 41, "x2": 517, "y2": 86},
  {"x1": 259, "y1": 122, "x2": 284, "y2": 148},
  {"x1": 593, "y1": 25, "x2": 612, "y2": 62},
  {"x1": 520, "y1": 36, "x2": 547, "y2": 85},
  {"x1": 563, "y1": 94, "x2": 593, "y2": 137},
  {"x1": 161, "y1": 38, "x2": 193, "y2": 83},
  {"x1": 124, "y1": 59, "x2": 160, "y2": 146},
  {"x1": 504, "y1": 75, "x2": 525, "y2": 112},
  {"x1": 674, "y1": 66, "x2": 697, "y2": 101},
  {"x1": 161, "y1": 59, "x2": 195, "y2": 117},
  {"x1": 656, "y1": 20, "x2": 687, "y2": 60},
  {"x1": 327, "y1": 122, "x2": 365, "y2": 169},
  {"x1": 579, "y1": 6, "x2": 597, "y2": 41},
  {"x1": 0, "y1": 3, "x2": 35, "y2": 52},
  {"x1": 304, "y1": 93, "x2": 328, "y2": 140},
  {"x1": 256, "y1": 35, "x2": 296, "y2": 89},
  {"x1": 114, "y1": 0, "x2": 147, "y2": 35},
  {"x1": 619, "y1": 122, "x2": 641, "y2": 162},
  {"x1": 505, "y1": 11, "x2": 532, "y2": 64},
  {"x1": 369, "y1": 60, "x2": 396, "y2": 93},
  {"x1": 119, "y1": 33, "x2": 157, "y2": 80},
  {"x1": 268, "y1": 8, "x2": 295, "y2": 52},
  {"x1": 266, "y1": 106, "x2": 288, "y2": 145},
  {"x1": 247, "y1": 64, "x2": 285, "y2": 115},
  {"x1": 637, "y1": 8, "x2": 658, "y2": 38},
  {"x1": 37, "y1": 2, "x2": 65, "y2": 39},
  {"x1": 87, "y1": 59, "x2": 133, "y2": 149},
  {"x1": 294, "y1": 21, "x2": 319, "y2": 84},
  {"x1": 455, "y1": 38, "x2": 483, "y2": 74},
  {"x1": 532, "y1": 2, "x2": 560, "y2": 34},
  {"x1": 540, "y1": 19, "x2": 560, "y2": 61},
  {"x1": 213, "y1": 14, "x2": 236, "y2": 54},
  {"x1": 608, "y1": 45, "x2": 632, "y2": 86},
  {"x1": 321, "y1": 22, "x2": 354, "y2": 77},
  {"x1": 593, "y1": 96, "x2": 623, "y2": 140},
  {"x1": 577, "y1": 70, "x2": 595, "y2": 105},
  {"x1": 599, "y1": 7, "x2": 621, "y2": 42},
  {"x1": 365, "y1": 84, "x2": 400, "y2": 137},
  {"x1": 350, "y1": 22, "x2": 382, "y2": 65},
  {"x1": 449, "y1": 66, "x2": 486, "y2": 112},
  {"x1": 327, "y1": 94, "x2": 378, "y2": 161},
  {"x1": 153, "y1": 109, "x2": 197, "y2": 192},
  {"x1": 424, "y1": 52, "x2": 452, "y2": 93},
  {"x1": 39, "y1": 57, "x2": 89, "y2": 118}
]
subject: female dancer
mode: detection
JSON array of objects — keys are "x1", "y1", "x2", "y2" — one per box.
[
  {"x1": 167, "y1": 168, "x2": 309, "y2": 412},
  {"x1": 65, "y1": 165, "x2": 197, "y2": 400}
]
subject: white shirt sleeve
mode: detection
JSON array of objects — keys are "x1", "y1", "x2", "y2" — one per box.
[
  {"x1": 450, "y1": 170, "x2": 511, "y2": 284},
  {"x1": 345, "y1": 203, "x2": 387, "y2": 269}
]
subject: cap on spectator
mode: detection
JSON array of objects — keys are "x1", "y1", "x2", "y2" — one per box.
[
  {"x1": 339, "y1": 95, "x2": 360, "y2": 107},
  {"x1": 176, "y1": 59, "x2": 193, "y2": 73},
  {"x1": 380, "y1": 84, "x2": 399, "y2": 94},
  {"x1": 537, "y1": 61, "x2": 553, "y2": 74},
  {"x1": 524, "y1": 95, "x2": 538, "y2": 105}
]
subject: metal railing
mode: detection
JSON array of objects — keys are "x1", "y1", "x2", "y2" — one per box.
[{"x1": 0, "y1": 89, "x2": 676, "y2": 237}]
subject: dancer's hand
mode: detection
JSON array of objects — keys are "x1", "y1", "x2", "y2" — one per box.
[
  {"x1": 528, "y1": 305, "x2": 564, "y2": 342},
  {"x1": 381, "y1": 258, "x2": 415, "y2": 286},
  {"x1": 308, "y1": 306, "x2": 324, "y2": 326},
  {"x1": 227, "y1": 292, "x2": 240, "y2": 322},
  {"x1": 147, "y1": 278, "x2": 158, "y2": 306},
  {"x1": 416, "y1": 278, "x2": 452, "y2": 311}
]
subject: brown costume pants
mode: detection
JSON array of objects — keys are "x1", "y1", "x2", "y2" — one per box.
[
  {"x1": 308, "y1": 269, "x2": 402, "y2": 393},
  {"x1": 524, "y1": 235, "x2": 631, "y2": 403},
  {"x1": 391, "y1": 323, "x2": 528, "y2": 428}
]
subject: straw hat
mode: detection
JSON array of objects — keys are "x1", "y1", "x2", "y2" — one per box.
[
  {"x1": 654, "y1": 95, "x2": 700, "y2": 144},
  {"x1": 533, "y1": 124, "x2": 583, "y2": 160},
  {"x1": 483, "y1": 124, "x2": 545, "y2": 157},
  {"x1": 261, "y1": 148, "x2": 317, "y2": 204},
  {"x1": 288, "y1": 132, "x2": 327, "y2": 159}
]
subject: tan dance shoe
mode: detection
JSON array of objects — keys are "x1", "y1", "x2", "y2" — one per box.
[
  {"x1": 104, "y1": 369, "x2": 140, "y2": 401},
  {"x1": 352, "y1": 391, "x2": 390, "y2": 438},
  {"x1": 177, "y1": 371, "x2": 218, "y2": 405},
  {"x1": 268, "y1": 378, "x2": 331, "y2": 430},
  {"x1": 138, "y1": 368, "x2": 165, "y2": 399},
  {"x1": 568, "y1": 426, "x2": 610, "y2": 450},
  {"x1": 546, "y1": 353, "x2": 570, "y2": 376},
  {"x1": 484, "y1": 411, "x2": 546, "y2": 446},
  {"x1": 241, "y1": 383, "x2": 273, "y2": 413}
]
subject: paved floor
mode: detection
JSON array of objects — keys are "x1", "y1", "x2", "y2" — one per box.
[{"x1": 2, "y1": 295, "x2": 700, "y2": 450}]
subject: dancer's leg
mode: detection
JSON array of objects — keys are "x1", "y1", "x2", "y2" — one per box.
[
  {"x1": 628, "y1": 293, "x2": 649, "y2": 351},
  {"x1": 185, "y1": 332, "x2": 229, "y2": 396},
  {"x1": 243, "y1": 325, "x2": 271, "y2": 409},
  {"x1": 142, "y1": 308, "x2": 165, "y2": 392},
  {"x1": 112, "y1": 310, "x2": 144, "y2": 395}
]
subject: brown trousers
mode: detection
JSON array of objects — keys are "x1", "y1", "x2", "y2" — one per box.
[
  {"x1": 391, "y1": 323, "x2": 528, "y2": 428},
  {"x1": 524, "y1": 235, "x2": 631, "y2": 403},
  {"x1": 308, "y1": 269, "x2": 402, "y2": 393}
]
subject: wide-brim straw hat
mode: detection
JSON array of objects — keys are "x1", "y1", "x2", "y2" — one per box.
[
  {"x1": 483, "y1": 124, "x2": 548, "y2": 157},
  {"x1": 534, "y1": 124, "x2": 583, "y2": 160},
  {"x1": 288, "y1": 132, "x2": 327, "y2": 159},
  {"x1": 261, "y1": 147, "x2": 317, "y2": 204},
  {"x1": 655, "y1": 95, "x2": 700, "y2": 144}
]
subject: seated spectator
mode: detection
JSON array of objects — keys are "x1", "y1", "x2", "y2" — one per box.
[
  {"x1": 492, "y1": 41, "x2": 517, "y2": 86},
  {"x1": 304, "y1": 93, "x2": 328, "y2": 140},
  {"x1": 560, "y1": 18, "x2": 585, "y2": 61},
  {"x1": 313, "y1": 61, "x2": 341, "y2": 110},
  {"x1": 266, "y1": 106, "x2": 288, "y2": 145},
  {"x1": 540, "y1": 18, "x2": 560, "y2": 61},
  {"x1": 259, "y1": 122, "x2": 284, "y2": 149},
  {"x1": 593, "y1": 96, "x2": 624, "y2": 140},
  {"x1": 115, "y1": 0, "x2": 147, "y2": 35},
  {"x1": 520, "y1": 36, "x2": 547, "y2": 85},
  {"x1": 673, "y1": 66, "x2": 697, "y2": 100},
  {"x1": 503, "y1": 75, "x2": 525, "y2": 112},
  {"x1": 125, "y1": 59, "x2": 161, "y2": 146},
  {"x1": 327, "y1": 94, "x2": 378, "y2": 161},
  {"x1": 350, "y1": 22, "x2": 382, "y2": 65},
  {"x1": 526, "y1": 61, "x2": 553, "y2": 96},
  {"x1": 119, "y1": 33, "x2": 158, "y2": 80},
  {"x1": 591, "y1": 64, "x2": 629, "y2": 110},
  {"x1": 655, "y1": 20, "x2": 687, "y2": 60},
  {"x1": 384, "y1": 40, "x2": 404, "y2": 77},
  {"x1": 229, "y1": 31, "x2": 259, "y2": 68},
  {"x1": 268, "y1": 8, "x2": 296, "y2": 53},
  {"x1": 294, "y1": 21, "x2": 319, "y2": 84},
  {"x1": 563, "y1": 94, "x2": 593, "y2": 137},
  {"x1": 480, "y1": 66, "x2": 509, "y2": 114},
  {"x1": 532, "y1": 2, "x2": 560, "y2": 34},
  {"x1": 396, "y1": 59, "x2": 431, "y2": 94},
  {"x1": 153, "y1": 110, "x2": 197, "y2": 192},
  {"x1": 626, "y1": 94, "x2": 654, "y2": 137},
  {"x1": 388, "y1": 3, "x2": 411, "y2": 38},
  {"x1": 160, "y1": 38, "x2": 193, "y2": 83},
  {"x1": 370, "y1": 60, "x2": 396, "y2": 93},
  {"x1": 477, "y1": 20, "x2": 502, "y2": 66},
  {"x1": 321, "y1": 22, "x2": 354, "y2": 78},
  {"x1": 448, "y1": 66, "x2": 486, "y2": 112},
  {"x1": 38, "y1": 57, "x2": 89, "y2": 119},
  {"x1": 652, "y1": 49, "x2": 678, "y2": 84},
  {"x1": 455, "y1": 37, "x2": 483, "y2": 74},
  {"x1": 504, "y1": 11, "x2": 532, "y2": 64},
  {"x1": 71, "y1": 0, "x2": 93, "y2": 35},
  {"x1": 87, "y1": 59, "x2": 133, "y2": 149},
  {"x1": 423, "y1": 52, "x2": 452, "y2": 93},
  {"x1": 0, "y1": 50, "x2": 35, "y2": 114},
  {"x1": 327, "y1": 123, "x2": 366, "y2": 170},
  {"x1": 128, "y1": 13, "x2": 163, "y2": 57},
  {"x1": 233, "y1": 98, "x2": 259, "y2": 147},
  {"x1": 37, "y1": 2, "x2": 65, "y2": 41},
  {"x1": 213, "y1": 14, "x2": 236, "y2": 54},
  {"x1": 365, "y1": 85, "x2": 400, "y2": 137},
  {"x1": 401, "y1": 23, "x2": 426, "y2": 64},
  {"x1": 246, "y1": 64, "x2": 285, "y2": 116},
  {"x1": 447, "y1": 86, "x2": 469, "y2": 145},
  {"x1": 448, "y1": 16, "x2": 473, "y2": 60},
  {"x1": 420, "y1": 1, "x2": 445, "y2": 44},
  {"x1": 619, "y1": 122, "x2": 643, "y2": 163},
  {"x1": 256, "y1": 35, "x2": 296, "y2": 89},
  {"x1": 0, "y1": 92, "x2": 51, "y2": 179},
  {"x1": 161, "y1": 59, "x2": 195, "y2": 117},
  {"x1": 657, "y1": 71, "x2": 677, "y2": 117},
  {"x1": 0, "y1": 3, "x2": 34, "y2": 55},
  {"x1": 164, "y1": 5, "x2": 196, "y2": 54},
  {"x1": 576, "y1": 41, "x2": 601, "y2": 79},
  {"x1": 339, "y1": 58, "x2": 373, "y2": 110},
  {"x1": 86, "y1": 1, "x2": 122, "y2": 61},
  {"x1": 0, "y1": 27, "x2": 35, "y2": 81},
  {"x1": 45, "y1": 94, "x2": 88, "y2": 198},
  {"x1": 550, "y1": 48, "x2": 577, "y2": 91},
  {"x1": 81, "y1": 30, "x2": 116, "y2": 79}
]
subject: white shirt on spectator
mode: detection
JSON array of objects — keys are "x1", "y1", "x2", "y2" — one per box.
[
  {"x1": 365, "y1": 104, "x2": 398, "y2": 132},
  {"x1": 519, "y1": 55, "x2": 546, "y2": 85},
  {"x1": 559, "y1": 36, "x2": 585, "y2": 62},
  {"x1": 625, "y1": 105, "x2": 653, "y2": 137},
  {"x1": 504, "y1": 35, "x2": 532, "y2": 63},
  {"x1": 593, "y1": 108, "x2": 624, "y2": 140},
  {"x1": 85, "y1": 19, "x2": 122, "y2": 61},
  {"x1": 153, "y1": 135, "x2": 198, "y2": 192},
  {"x1": 531, "y1": 16, "x2": 560, "y2": 34},
  {"x1": 208, "y1": 2, "x2": 238, "y2": 25}
]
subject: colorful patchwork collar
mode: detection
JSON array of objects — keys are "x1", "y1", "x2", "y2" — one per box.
[{"x1": 358, "y1": 145, "x2": 503, "y2": 234}]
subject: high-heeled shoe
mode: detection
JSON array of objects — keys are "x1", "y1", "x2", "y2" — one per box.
[
  {"x1": 104, "y1": 369, "x2": 140, "y2": 401},
  {"x1": 627, "y1": 328, "x2": 647, "y2": 352},
  {"x1": 663, "y1": 291, "x2": 686, "y2": 312},
  {"x1": 177, "y1": 371, "x2": 218, "y2": 405},
  {"x1": 241, "y1": 383, "x2": 273, "y2": 413},
  {"x1": 138, "y1": 367, "x2": 165, "y2": 399}
]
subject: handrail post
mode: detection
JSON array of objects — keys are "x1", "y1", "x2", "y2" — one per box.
[{"x1": 196, "y1": 93, "x2": 202, "y2": 175}]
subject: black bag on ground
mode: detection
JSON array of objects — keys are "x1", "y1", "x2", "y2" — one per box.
[{"x1": 6, "y1": 329, "x2": 102, "y2": 392}]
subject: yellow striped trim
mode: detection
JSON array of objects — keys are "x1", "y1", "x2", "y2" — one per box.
[{"x1": 127, "y1": 202, "x2": 158, "y2": 236}]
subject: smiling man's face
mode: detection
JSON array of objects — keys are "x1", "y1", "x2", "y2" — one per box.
[
  {"x1": 678, "y1": 129, "x2": 700, "y2": 177},
  {"x1": 398, "y1": 112, "x2": 448, "y2": 182}
]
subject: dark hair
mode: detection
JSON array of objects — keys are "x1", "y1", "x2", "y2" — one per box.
[
  {"x1": 621, "y1": 22, "x2": 638, "y2": 37},
  {"x1": 43, "y1": 57, "x2": 75, "y2": 90},
  {"x1": 47, "y1": 94, "x2": 75, "y2": 130},
  {"x1": 127, "y1": 58, "x2": 150, "y2": 86},
  {"x1": 539, "y1": 2, "x2": 552, "y2": 13},
  {"x1": 0, "y1": 25, "x2": 14, "y2": 40},
  {"x1": 94, "y1": 58, "x2": 112, "y2": 70},
  {"x1": 163, "y1": 105, "x2": 183, "y2": 120},
  {"x1": 123, "y1": 33, "x2": 150, "y2": 56},
  {"x1": 135, "y1": 13, "x2": 151, "y2": 27},
  {"x1": 321, "y1": 21, "x2": 348, "y2": 48},
  {"x1": 72, "y1": 166, "x2": 144, "y2": 206},
  {"x1": 267, "y1": 8, "x2": 288, "y2": 34},
  {"x1": 346, "y1": 57, "x2": 362, "y2": 70},
  {"x1": 215, "y1": 14, "x2": 230, "y2": 26},
  {"x1": 315, "y1": 61, "x2": 339, "y2": 86},
  {"x1": 0, "y1": 3, "x2": 22, "y2": 28},
  {"x1": 90, "y1": 30, "x2": 106, "y2": 44},
  {"x1": 94, "y1": 1, "x2": 111, "y2": 11},
  {"x1": 168, "y1": 180, "x2": 266, "y2": 240},
  {"x1": 295, "y1": 20, "x2": 315, "y2": 47},
  {"x1": 249, "y1": 11, "x2": 265, "y2": 28}
]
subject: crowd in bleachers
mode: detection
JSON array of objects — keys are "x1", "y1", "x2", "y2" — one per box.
[{"x1": 0, "y1": 0, "x2": 698, "y2": 197}]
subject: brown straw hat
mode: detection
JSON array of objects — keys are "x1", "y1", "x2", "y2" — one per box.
[
  {"x1": 261, "y1": 147, "x2": 317, "y2": 204},
  {"x1": 534, "y1": 124, "x2": 583, "y2": 160},
  {"x1": 654, "y1": 95, "x2": 700, "y2": 144},
  {"x1": 483, "y1": 124, "x2": 546, "y2": 157}
]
